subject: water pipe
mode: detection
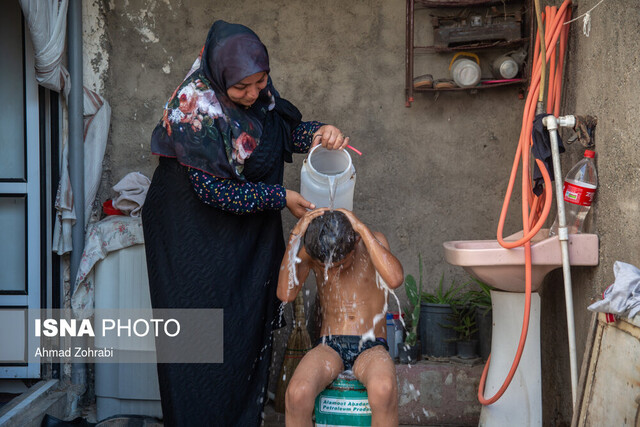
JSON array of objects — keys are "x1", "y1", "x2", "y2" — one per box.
[
  {"x1": 478, "y1": 0, "x2": 573, "y2": 406},
  {"x1": 534, "y1": 0, "x2": 547, "y2": 115},
  {"x1": 543, "y1": 114, "x2": 579, "y2": 406},
  {"x1": 67, "y1": 0, "x2": 87, "y2": 410}
]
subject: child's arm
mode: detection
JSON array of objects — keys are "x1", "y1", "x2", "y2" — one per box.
[
  {"x1": 336, "y1": 208, "x2": 404, "y2": 289},
  {"x1": 277, "y1": 208, "x2": 327, "y2": 302}
]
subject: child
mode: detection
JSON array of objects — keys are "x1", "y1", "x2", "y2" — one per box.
[{"x1": 277, "y1": 208, "x2": 404, "y2": 427}]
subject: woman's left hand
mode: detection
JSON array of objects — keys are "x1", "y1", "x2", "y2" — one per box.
[
  {"x1": 312, "y1": 125, "x2": 349, "y2": 150},
  {"x1": 285, "y1": 189, "x2": 316, "y2": 219}
]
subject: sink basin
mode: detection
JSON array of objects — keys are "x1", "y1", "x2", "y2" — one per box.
[{"x1": 443, "y1": 229, "x2": 599, "y2": 292}]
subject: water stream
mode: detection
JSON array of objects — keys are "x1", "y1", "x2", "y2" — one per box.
[
  {"x1": 358, "y1": 272, "x2": 403, "y2": 350},
  {"x1": 327, "y1": 175, "x2": 337, "y2": 211},
  {"x1": 286, "y1": 234, "x2": 303, "y2": 291}
]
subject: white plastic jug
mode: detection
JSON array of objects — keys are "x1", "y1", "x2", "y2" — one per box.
[{"x1": 300, "y1": 145, "x2": 356, "y2": 210}]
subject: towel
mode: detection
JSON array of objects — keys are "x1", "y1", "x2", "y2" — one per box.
[
  {"x1": 531, "y1": 114, "x2": 565, "y2": 196},
  {"x1": 112, "y1": 172, "x2": 151, "y2": 217},
  {"x1": 588, "y1": 261, "x2": 640, "y2": 319}
]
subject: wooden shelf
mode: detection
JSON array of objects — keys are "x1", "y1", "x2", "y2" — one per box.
[
  {"x1": 415, "y1": 0, "x2": 507, "y2": 7},
  {"x1": 414, "y1": 38, "x2": 530, "y2": 54},
  {"x1": 413, "y1": 78, "x2": 528, "y2": 92},
  {"x1": 405, "y1": 0, "x2": 533, "y2": 106}
]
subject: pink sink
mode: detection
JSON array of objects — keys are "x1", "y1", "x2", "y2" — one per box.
[{"x1": 443, "y1": 229, "x2": 599, "y2": 292}]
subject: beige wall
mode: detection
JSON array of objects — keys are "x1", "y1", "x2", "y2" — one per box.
[
  {"x1": 85, "y1": 0, "x2": 639, "y2": 423},
  {"x1": 96, "y1": 0, "x2": 525, "y2": 295},
  {"x1": 540, "y1": 1, "x2": 640, "y2": 424}
]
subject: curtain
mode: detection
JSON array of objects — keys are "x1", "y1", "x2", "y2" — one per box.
[
  {"x1": 19, "y1": 0, "x2": 70, "y2": 95},
  {"x1": 19, "y1": 0, "x2": 111, "y2": 255}
]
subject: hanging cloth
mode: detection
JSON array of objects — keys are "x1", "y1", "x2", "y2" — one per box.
[
  {"x1": 20, "y1": 0, "x2": 111, "y2": 255},
  {"x1": 19, "y1": 0, "x2": 70, "y2": 96},
  {"x1": 531, "y1": 114, "x2": 565, "y2": 196}
]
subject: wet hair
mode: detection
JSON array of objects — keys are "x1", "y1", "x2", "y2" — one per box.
[{"x1": 304, "y1": 211, "x2": 357, "y2": 264}]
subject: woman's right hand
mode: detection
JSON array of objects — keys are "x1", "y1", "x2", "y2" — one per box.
[
  {"x1": 312, "y1": 125, "x2": 349, "y2": 151},
  {"x1": 291, "y1": 207, "x2": 328, "y2": 236},
  {"x1": 285, "y1": 190, "x2": 315, "y2": 219}
]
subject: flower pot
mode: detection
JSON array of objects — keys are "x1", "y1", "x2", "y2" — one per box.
[
  {"x1": 419, "y1": 303, "x2": 457, "y2": 357},
  {"x1": 397, "y1": 343, "x2": 420, "y2": 364},
  {"x1": 456, "y1": 339, "x2": 479, "y2": 359},
  {"x1": 476, "y1": 308, "x2": 492, "y2": 362}
]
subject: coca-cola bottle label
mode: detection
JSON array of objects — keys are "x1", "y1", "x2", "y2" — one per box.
[{"x1": 563, "y1": 181, "x2": 595, "y2": 206}]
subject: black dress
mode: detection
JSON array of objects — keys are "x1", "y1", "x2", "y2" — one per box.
[{"x1": 142, "y1": 100, "x2": 299, "y2": 426}]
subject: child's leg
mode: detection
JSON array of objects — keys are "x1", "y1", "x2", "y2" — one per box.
[
  {"x1": 353, "y1": 346, "x2": 399, "y2": 427},
  {"x1": 285, "y1": 344, "x2": 344, "y2": 427}
]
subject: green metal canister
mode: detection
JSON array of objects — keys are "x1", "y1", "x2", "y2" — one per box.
[{"x1": 314, "y1": 373, "x2": 371, "y2": 426}]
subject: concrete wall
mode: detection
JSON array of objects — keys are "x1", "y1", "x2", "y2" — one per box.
[
  {"x1": 95, "y1": 0, "x2": 525, "y2": 299},
  {"x1": 83, "y1": 0, "x2": 640, "y2": 423},
  {"x1": 540, "y1": 1, "x2": 640, "y2": 425}
]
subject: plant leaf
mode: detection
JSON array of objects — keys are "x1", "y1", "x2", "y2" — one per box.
[{"x1": 405, "y1": 275, "x2": 418, "y2": 306}]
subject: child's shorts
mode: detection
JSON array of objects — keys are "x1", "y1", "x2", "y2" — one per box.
[{"x1": 316, "y1": 335, "x2": 389, "y2": 370}]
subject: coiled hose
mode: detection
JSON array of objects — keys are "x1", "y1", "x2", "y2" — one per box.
[{"x1": 478, "y1": 0, "x2": 573, "y2": 406}]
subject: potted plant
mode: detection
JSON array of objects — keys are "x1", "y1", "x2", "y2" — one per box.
[
  {"x1": 448, "y1": 304, "x2": 480, "y2": 359},
  {"x1": 398, "y1": 255, "x2": 422, "y2": 364},
  {"x1": 468, "y1": 279, "x2": 493, "y2": 361},
  {"x1": 419, "y1": 274, "x2": 467, "y2": 358}
]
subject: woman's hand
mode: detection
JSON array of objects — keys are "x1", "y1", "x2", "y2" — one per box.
[
  {"x1": 291, "y1": 208, "x2": 328, "y2": 236},
  {"x1": 285, "y1": 190, "x2": 315, "y2": 219},
  {"x1": 312, "y1": 125, "x2": 349, "y2": 150}
]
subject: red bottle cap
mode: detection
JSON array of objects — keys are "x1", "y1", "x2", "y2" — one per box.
[{"x1": 584, "y1": 149, "x2": 595, "y2": 158}]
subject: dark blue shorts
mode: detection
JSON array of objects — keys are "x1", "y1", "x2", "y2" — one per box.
[{"x1": 317, "y1": 335, "x2": 389, "y2": 371}]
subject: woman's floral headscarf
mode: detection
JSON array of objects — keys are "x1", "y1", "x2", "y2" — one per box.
[{"x1": 151, "y1": 20, "x2": 276, "y2": 180}]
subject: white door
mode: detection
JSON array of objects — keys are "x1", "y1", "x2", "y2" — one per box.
[{"x1": 0, "y1": 1, "x2": 44, "y2": 379}]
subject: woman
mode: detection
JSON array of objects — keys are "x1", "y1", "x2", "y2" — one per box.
[{"x1": 142, "y1": 20, "x2": 348, "y2": 426}]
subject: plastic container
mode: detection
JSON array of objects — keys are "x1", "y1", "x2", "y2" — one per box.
[
  {"x1": 386, "y1": 312, "x2": 396, "y2": 358},
  {"x1": 393, "y1": 313, "x2": 404, "y2": 353},
  {"x1": 449, "y1": 52, "x2": 481, "y2": 88},
  {"x1": 300, "y1": 145, "x2": 356, "y2": 210},
  {"x1": 385, "y1": 312, "x2": 404, "y2": 359},
  {"x1": 419, "y1": 303, "x2": 457, "y2": 357},
  {"x1": 491, "y1": 54, "x2": 519, "y2": 79},
  {"x1": 94, "y1": 244, "x2": 162, "y2": 421},
  {"x1": 549, "y1": 149, "x2": 597, "y2": 236},
  {"x1": 314, "y1": 372, "x2": 371, "y2": 426}
]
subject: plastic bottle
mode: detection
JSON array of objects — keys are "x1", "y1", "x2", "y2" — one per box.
[
  {"x1": 549, "y1": 149, "x2": 598, "y2": 236},
  {"x1": 386, "y1": 312, "x2": 397, "y2": 358},
  {"x1": 393, "y1": 313, "x2": 404, "y2": 352}
]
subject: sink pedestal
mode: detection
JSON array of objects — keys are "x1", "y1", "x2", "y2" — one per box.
[{"x1": 479, "y1": 291, "x2": 542, "y2": 427}]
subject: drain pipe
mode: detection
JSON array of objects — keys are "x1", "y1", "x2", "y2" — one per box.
[
  {"x1": 67, "y1": 0, "x2": 86, "y2": 404},
  {"x1": 543, "y1": 114, "x2": 578, "y2": 408}
]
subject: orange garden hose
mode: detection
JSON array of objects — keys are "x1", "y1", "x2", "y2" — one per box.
[{"x1": 478, "y1": 1, "x2": 573, "y2": 406}]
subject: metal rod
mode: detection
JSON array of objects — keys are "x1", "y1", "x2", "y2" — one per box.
[
  {"x1": 544, "y1": 114, "x2": 578, "y2": 408},
  {"x1": 67, "y1": 0, "x2": 86, "y2": 394},
  {"x1": 405, "y1": 0, "x2": 415, "y2": 107}
]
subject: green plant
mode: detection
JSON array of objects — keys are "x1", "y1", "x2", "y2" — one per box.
[
  {"x1": 449, "y1": 305, "x2": 479, "y2": 342},
  {"x1": 467, "y1": 278, "x2": 493, "y2": 316},
  {"x1": 421, "y1": 273, "x2": 467, "y2": 305},
  {"x1": 403, "y1": 254, "x2": 423, "y2": 347}
]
